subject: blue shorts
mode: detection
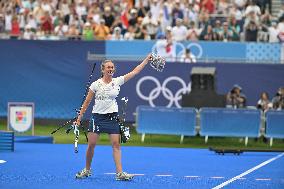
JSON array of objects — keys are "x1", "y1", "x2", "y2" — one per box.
[{"x1": 88, "y1": 113, "x2": 120, "y2": 134}]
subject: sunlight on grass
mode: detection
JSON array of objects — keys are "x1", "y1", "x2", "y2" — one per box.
[{"x1": 1, "y1": 123, "x2": 284, "y2": 150}]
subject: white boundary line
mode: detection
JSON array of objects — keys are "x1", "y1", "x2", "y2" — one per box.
[
  {"x1": 104, "y1": 173, "x2": 145, "y2": 176},
  {"x1": 104, "y1": 173, "x2": 115, "y2": 175},
  {"x1": 255, "y1": 178, "x2": 271, "y2": 181},
  {"x1": 211, "y1": 176, "x2": 224, "y2": 179},
  {"x1": 212, "y1": 153, "x2": 284, "y2": 189},
  {"x1": 133, "y1": 174, "x2": 145, "y2": 176},
  {"x1": 184, "y1": 176, "x2": 200, "y2": 178},
  {"x1": 0, "y1": 160, "x2": 6, "y2": 164}
]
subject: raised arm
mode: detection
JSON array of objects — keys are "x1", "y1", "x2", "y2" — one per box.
[
  {"x1": 75, "y1": 89, "x2": 94, "y2": 125},
  {"x1": 124, "y1": 53, "x2": 151, "y2": 83}
]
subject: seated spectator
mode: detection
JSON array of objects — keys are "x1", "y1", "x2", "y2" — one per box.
[
  {"x1": 272, "y1": 87, "x2": 284, "y2": 110},
  {"x1": 212, "y1": 20, "x2": 222, "y2": 39},
  {"x1": 54, "y1": 20, "x2": 68, "y2": 38},
  {"x1": 124, "y1": 25, "x2": 135, "y2": 40},
  {"x1": 201, "y1": 0, "x2": 215, "y2": 14},
  {"x1": 82, "y1": 22, "x2": 94, "y2": 41},
  {"x1": 179, "y1": 48, "x2": 197, "y2": 63},
  {"x1": 4, "y1": 10, "x2": 12, "y2": 33},
  {"x1": 35, "y1": 27, "x2": 47, "y2": 40},
  {"x1": 226, "y1": 84, "x2": 247, "y2": 108},
  {"x1": 229, "y1": 4, "x2": 243, "y2": 25},
  {"x1": 59, "y1": 0, "x2": 71, "y2": 25},
  {"x1": 172, "y1": 18, "x2": 187, "y2": 42},
  {"x1": 33, "y1": 3, "x2": 45, "y2": 25},
  {"x1": 184, "y1": 3, "x2": 198, "y2": 27},
  {"x1": 103, "y1": 6, "x2": 115, "y2": 28},
  {"x1": 40, "y1": 11, "x2": 53, "y2": 35},
  {"x1": 0, "y1": 14, "x2": 4, "y2": 33},
  {"x1": 67, "y1": 22, "x2": 80, "y2": 40},
  {"x1": 268, "y1": 22, "x2": 279, "y2": 43},
  {"x1": 219, "y1": 21, "x2": 234, "y2": 42},
  {"x1": 110, "y1": 26, "x2": 124, "y2": 40},
  {"x1": 136, "y1": 0, "x2": 149, "y2": 18},
  {"x1": 110, "y1": 16, "x2": 125, "y2": 35},
  {"x1": 75, "y1": 0, "x2": 87, "y2": 22},
  {"x1": 257, "y1": 92, "x2": 272, "y2": 112},
  {"x1": 150, "y1": 0, "x2": 162, "y2": 21},
  {"x1": 258, "y1": 10, "x2": 272, "y2": 42},
  {"x1": 198, "y1": 10, "x2": 210, "y2": 30},
  {"x1": 171, "y1": 0, "x2": 184, "y2": 26},
  {"x1": 277, "y1": 4, "x2": 284, "y2": 21},
  {"x1": 94, "y1": 19, "x2": 110, "y2": 40},
  {"x1": 217, "y1": 0, "x2": 229, "y2": 15},
  {"x1": 103, "y1": 6, "x2": 114, "y2": 28},
  {"x1": 22, "y1": 24, "x2": 36, "y2": 40},
  {"x1": 187, "y1": 21, "x2": 201, "y2": 41},
  {"x1": 245, "y1": 0, "x2": 261, "y2": 18},
  {"x1": 18, "y1": 9, "x2": 26, "y2": 32},
  {"x1": 234, "y1": 0, "x2": 246, "y2": 9},
  {"x1": 142, "y1": 11, "x2": 158, "y2": 39},
  {"x1": 10, "y1": 15, "x2": 21, "y2": 39},
  {"x1": 52, "y1": 10, "x2": 63, "y2": 28},
  {"x1": 87, "y1": 6, "x2": 100, "y2": 25},
  {"x1": 134, "y1": 20, "x2": 148, "y2": 40},
  {"x1": 202, "y1": 24, "x2": 218, "y2": 41},
  {"x1": 228, "y1": 16, "x2": 241, "y2": 41},
  {"x1": 128, "y1": 8, "x2": 138, "y2": 27},
  {"x1": 245, "y1": 20, "x2": 259, "y2": 41},
  {"x1": 277, "y1": 15, "x2": 284, "y2": 42},
  {"x1": 27, "y1": 13, "x2": 38, "y2": 32}
]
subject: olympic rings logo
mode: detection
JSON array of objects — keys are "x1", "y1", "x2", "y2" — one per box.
[
  {"x1": 136, "y1": 76, "x2": 191, "y2": 108},
  {"x1": 152, "y1": 42, "x2": 203, "y2": 59}
]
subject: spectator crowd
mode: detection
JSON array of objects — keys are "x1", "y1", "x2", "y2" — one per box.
[
  {"x1": 0, "y1": 0, "x2": 283, "y2": 42},
  {"x1": 226, "y1": 85, "x2": 284, "y2": 111}
]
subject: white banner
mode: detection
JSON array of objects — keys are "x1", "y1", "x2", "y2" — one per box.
[{"x1": 8, "y1": 102, "x2": 34, "y2": 134}]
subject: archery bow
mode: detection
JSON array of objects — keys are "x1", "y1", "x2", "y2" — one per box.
[{"x1": 51, "y1": 63, "x2": 96, "y2": 153}]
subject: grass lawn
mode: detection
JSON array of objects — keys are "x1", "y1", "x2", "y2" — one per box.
[{"x1": 1, "y1": 122, "x2": 284, "y2": 150}]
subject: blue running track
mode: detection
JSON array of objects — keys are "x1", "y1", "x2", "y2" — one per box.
[{"x1": 0, "y1": 143, "x2": 284, "y2": 189}]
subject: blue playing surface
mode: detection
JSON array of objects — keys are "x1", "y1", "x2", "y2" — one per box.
[{"x1": 0, "y1": 143, "x2": 284, "y2": 189}]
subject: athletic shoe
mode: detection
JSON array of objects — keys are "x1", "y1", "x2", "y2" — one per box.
[
  {"x1": 75, "y1": 168, "x2": 92, "y2": 179},
  {"x1": 115, "y1": 172, "x2": 134, "y2": 181}
]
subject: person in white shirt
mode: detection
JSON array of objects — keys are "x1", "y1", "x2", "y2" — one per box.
[
  {"x1": 268, "y1": 22, "x2": 279, "y2": 43},
  {"x1": 245, "y1": 0, "x2": 261, "y2": 17},
  {"x1": 172, "y1": 18, "x2": 188, "y2": 42},
  {"x1": 74, "y1": 54, "x2": 152, "y2": 181},
  {"x1": 27, "y1": 13, "x2": 38, "y2": 31},
  {"x1": 124, "y1": 25, "x2": 136, "y2": 40},
  {"x1": 75, "y1": 0, "x2": 87, "y2": 21},
  {"x1": 54, "y1": 20, "x2": 69, "y2": 37},
  {"x1": 142, "y1": 11, "x2": 158, "y2": 39},
  {"x1": 110, "y1": 26, "x2": 124, "y2": 40},
  {"x1": 22, "y1": 24, "x2": 36, "y2": 39},
  {"x1": 4, "y1": 10, "x2": 12, "y2": 32},
  {"x1": 155, "y1": 27, "x2": 177, "y2": 62},
  {"x1": 150, "y1": 0, "x2": 161, "y2": 20}
]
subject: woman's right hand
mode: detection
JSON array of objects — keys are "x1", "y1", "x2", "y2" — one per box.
[
  {"x1": 74, "y1": 117, "x2": 81, "y2": 126},
  {"x1": 146, "y1": 53, "x2": 152, "y2": 61}
]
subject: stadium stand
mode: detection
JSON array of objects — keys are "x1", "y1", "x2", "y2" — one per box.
[{"x1": 0, "y1": 0, "x2": 282, "y2": 42}]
